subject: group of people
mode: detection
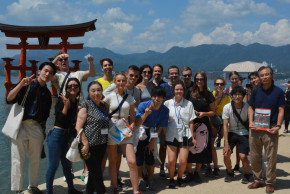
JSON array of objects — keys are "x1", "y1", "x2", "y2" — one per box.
[{"x1": 6, "y1": 51, "x2": 287, "y2": 194}]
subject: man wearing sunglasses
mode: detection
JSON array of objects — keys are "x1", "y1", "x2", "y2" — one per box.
[
  {"x1": 51, "y1": 51, "x2": 95, "y2": 101},
  {"x1": 181, "y1": 66, "x2": 194, "y2": 92}
]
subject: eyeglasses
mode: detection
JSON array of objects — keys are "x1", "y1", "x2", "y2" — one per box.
[
  {"x1": 195, "y1": 78, "x2": 204, "y2": 82},
  {"x1": 142, "y1": 71, "x2": 151, "y2": 74},
  {"x1": 215, "y1": 83, "x2": 225, "y2": 86},
  {"x1": 67, "y1": 84, "x2": 79, "y2": 89},
  {"x1": 129, "y1": 74, "x2": 139, "y2": 78},
  {"x1": 59, "y1": 58, "x2": 68, "y2": 62},
  {"x1": 182, "y1": 74, "x2": 192, "y2": 78}
]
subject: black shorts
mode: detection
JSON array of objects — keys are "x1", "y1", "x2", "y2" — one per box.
[
  {"x1": 228, "y1": 132, "x2": 249, "y2": 155},
  {"x1": 135, "y1": 136, "x2": 155, "y2": 166},
  {"x1": 166, "y1": 138, "x2": 188, "y2": 148}
]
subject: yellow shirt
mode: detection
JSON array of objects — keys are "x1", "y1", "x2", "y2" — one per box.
[
  {"x1": 96, "y1": 77, "x2": 113, "y2": 91},
  {"x1": 212, "y1": 91, "x2": 232, "y2": 116}
]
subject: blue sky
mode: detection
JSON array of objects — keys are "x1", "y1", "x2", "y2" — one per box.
[{"x1": 1, "y1": 0, "x2": 290, "y2": 57}]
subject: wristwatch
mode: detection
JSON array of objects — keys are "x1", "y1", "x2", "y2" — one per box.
[{"x1": 275, "y1": 125, "x2": 281, "y2": 129}]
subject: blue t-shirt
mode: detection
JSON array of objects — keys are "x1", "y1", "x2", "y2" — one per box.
[
  {"x1": 249, "y1": 84, "x2": 285, "y2": 124},
  {"x1": 163, "y1": 82, "x2": 174, "y2": 101},
  {"x1": 136, "y1": 100, "x2": 169, "y2": 128}
]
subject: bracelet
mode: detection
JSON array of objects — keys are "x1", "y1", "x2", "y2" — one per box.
[{"x1": 275, "y1": 125, "x2": 281, "y2": 129}]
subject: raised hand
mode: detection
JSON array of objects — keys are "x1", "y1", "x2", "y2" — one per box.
[
  {"x1": 59, "y1": 93, "x2": 70, "y2": 108},
  {"x1": 86, "y1": 55, "x2": 94, "y2": 63},
  {"x1": 20, "y1": 74, "x2": 35, "y2": 87},
  {"x1": 145, "y1": 102, "x2": 152, "y2": 116},
  {"x1": 52, "y1": 53, "x2": 70, "y2": 64}
]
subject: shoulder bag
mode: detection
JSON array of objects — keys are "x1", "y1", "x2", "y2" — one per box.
[
  {"x1": 2, "y1": 84, "x2": 31, "y2": 140},
  {"x1": 66, "y1": 128, "x2": 83, "y2": 162},
  {"x1": 231, "y1": 101, "x2": 249, "y2": 130}
]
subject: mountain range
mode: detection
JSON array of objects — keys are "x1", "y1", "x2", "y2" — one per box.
[{"x1": 1, "y1": 43, "x2": 290, "y2": 76}]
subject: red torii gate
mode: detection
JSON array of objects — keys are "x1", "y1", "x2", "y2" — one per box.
[{"x1": 0, "y1": 19, "x2": 97, "y2": 94}]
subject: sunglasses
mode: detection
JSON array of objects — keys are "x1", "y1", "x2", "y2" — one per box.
[
  {"x1": 215, "y1": 83, "x2": 225, "y2": 86},
  {"x1": 142, "y1": 71, "x2": 151, "y2": 74},
  {"x1": 233, "y1": 93, "x2": 243, "y2": 97},
  {"x1": 129, "y1": 74, "x2": 139, "y2": 78},
  {"x1": 67, "y1": 84, "x2": 79, "y2": 89},
  {"x1": 59, "y1": 58, "x2": 68, "y2": 62},
  {"x1": 182, "y1": 74, "x2": 192, "y2": 78},
  {"x1": 195, "y1": 78, "x2": 204, "y2": 82}
]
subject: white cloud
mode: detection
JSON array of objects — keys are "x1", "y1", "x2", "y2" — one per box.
[
  {"x1": 91, "y1": 0, "x2": 125, "y2": 6},
  {"x1": 148, "y1": 9, "x2": 155, "y2": 16},
  {"x1": 181, "y1": 0, "x2": 275, "y2": 28},
  {"x1": 103, "y1": 7, "x2": 140, "y2": 22},
  {"x1": 110, "y1": 22, "x2": 133, "y2": 33},
  {"x1": 186, "y1": 19, "x2": 290, "y2": 47},
  {"x1": 6, "y1": 0, "x2": 96, "y2": 24}
]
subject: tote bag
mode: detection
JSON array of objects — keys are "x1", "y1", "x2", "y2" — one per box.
[{"x1": 2, "y1": 84, "x2": 31, "y2": 140}]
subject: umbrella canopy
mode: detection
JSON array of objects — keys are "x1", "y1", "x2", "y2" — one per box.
[{"x1": 223, "y1": 61, "x2": 266, "y2": 73}]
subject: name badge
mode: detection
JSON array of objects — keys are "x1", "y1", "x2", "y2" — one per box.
[
  {"x1": 150, "y1": 132, "x2": 158, "y2": 138},
  {"x1": 101, "y1": 128, "x2": 108, "y2": 135},
  {"x1": 176, "y1": 123, "x2": 183, "y2": 129}
]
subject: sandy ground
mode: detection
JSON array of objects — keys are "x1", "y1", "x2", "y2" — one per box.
[{"x1": 26, "y1": 130, "x2": 290, "y2": 194}]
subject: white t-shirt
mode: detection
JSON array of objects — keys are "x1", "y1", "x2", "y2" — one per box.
[
  {"x1": 52, "y1": 71, "x2": 86, "y2": 103},
  {"x1": 222, "y1": 102, "x2": 249, "y2": 136},
  {"x1": 103, "y1": 83, "x2": 140, "y2": 110},
  {"x1": 164, "y1": 98, "x2": 196, "y2": 142},
  {"x1": 104, "y1": 92, "x2": 136, "y2": 118}
]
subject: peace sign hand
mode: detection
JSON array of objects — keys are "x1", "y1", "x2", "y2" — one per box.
[
  {"x1": 144, "y1": 102, "x2": 152, "y2": 116},
  {"x1": 20, "y1": 74, "x2": 35, "y2": 87},
  {"x1": 59, "y1": 93, "x2": 70, "y2": 108}
]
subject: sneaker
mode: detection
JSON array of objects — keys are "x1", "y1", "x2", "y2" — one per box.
[
  {"x1": 177, "y1": 178, "x2": 186, "y2": 187},
  {"x1": 224, "y1": 172, "x2": 235, "y2": 182},
  {"x1": 201, "y1": 164, "x2": 207, "y2": 170},
  {"x1": 84, "y1": 171, "x2": 89, "y2": 185},
  {"x1": 168, "y1": 179, "x2": 176, "y2": 189},
  {"x1": 16, "y1": 191, "x2": 24, "y2": 194},
  {"x1": 232, "y1": 164, "x2": 240, "y2": 172},
  {"x1": 283, "y1": 129, "x2": 288, "y2": 133},
  {"x1": 205, "y1": 167, "x2": 212, "y2": 177},
  {"x1": 193, "y1": 172, "x2": 202, "y2": 183},
  {"x1": 148, "y1": 180, "x2": 156, "y2": 191},
  {"x1": 159, "y1": 169, "x2": 166, "y2": 179},
  {"x1": 68, "y1": 188, "x2": 83, "y2": 194},
  {"x1": 212, "y1": 168, "x2": 220, "y2": 177},
  {"x1": 28, "y1": 186, "x2": 42, "y2": 194},
  {"x1": 241, "y1": 174, "x2": 251, "y2": 184},
  {"x1": 184, "y1": 173, "x2": 194, "y2": 183},
  {"x1": 138, "y1": 179, "x2": 147, "y2": 191},
  {"x1": 117, "y1": 177, "x2": 128, "y2": 190}
]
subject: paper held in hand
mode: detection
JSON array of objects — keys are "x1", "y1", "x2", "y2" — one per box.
[
  {"x1": 108, "y1": 118, "x2": 132, "y2": 144},
  {"x1": 254, "y1": 108, "x2": 271, "y2": 130}
]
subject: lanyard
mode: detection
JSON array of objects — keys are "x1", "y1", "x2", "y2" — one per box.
[
  {"x1": 61, "y1": 72, "x2": 71, "y2": 78},
  {"x1": 174, "y1": 100, "x2": 182, "y2": 123},
  {"x1": 90, "y1": 100, "x2": 106, "y2": 123},
  {"x1": 115, "y1": 91, "x2": 122, "y2": 119},
  {"x1": 151, "y1": 105, "x2": 161, "y2": 132}
]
